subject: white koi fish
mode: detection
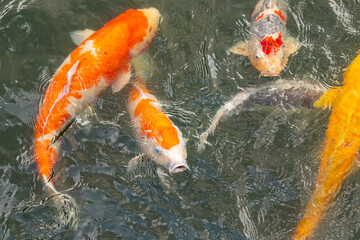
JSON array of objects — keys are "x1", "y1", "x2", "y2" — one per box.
[
  {"x1": 230, "y1": 0, "x2": 299, "y2": 76},
  {"x1": 198, "y1": 79, "x2": 325, "y2": 150}
]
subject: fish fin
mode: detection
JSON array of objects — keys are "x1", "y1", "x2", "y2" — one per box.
[
  {"x1": 127, "y1": 154, "x2": 146, "y2": 172},
  {"x1": 76, "y1": 106, "x2": 97, "y2": 136},
  {"x1": 42, "y1": 175, "x2": 79, "y2": 230},
  {"x1": 313, "y1": 87, "x2": 342, "y2": 109},
  {"x1": 354, "y1": 154, "x2": 360, "y2": 171},
  {"x1": 229, "y1": 41, "x2": 249, "y2": 56},
  {"x1": 111, "y1": 64, "x2": 132, "y2": 93},
  {"x1": 285, "y1": 36, "x2": 300, "y2": 56},
  {"x1": 131, "y1": 51, "x2": 157, "y2": 79},
  {"x1": 156, "y1": 168, "x2": 171, "y2": 189},
  {"x1": 197, "y1": 89, "x2": 254, "y2": 151},
  {"x1": 69, "y1": 29, "x2": 95, "y2": 46}
]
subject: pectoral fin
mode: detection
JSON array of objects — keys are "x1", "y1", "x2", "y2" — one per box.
[
  {"x1": 313, "y1": 87, "x2": 342, "y2": 109},
  {"x1": 111, "y1": 64, "x2": 131, "y2": 93},
  {"x1": 131, "y1": 51, "x2": 157, "y2": 79},
  {"x1": 127, "y1": 154, "x2": 145, "y2": 172},
  {"x1": 285, "y1": 36, "x2": 300, "y2": 56},
  {"x1": 70, "y1": 29, "x2": 95, "y2": 46},
  {"x1": 229, "y1": 41, "x2": 249, "y2": 56}
]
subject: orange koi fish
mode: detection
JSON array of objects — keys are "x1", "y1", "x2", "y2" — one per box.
[
  {"x1": 34, "y1": 8, "x2": 160, "y2": 189},
  {"x1": 127, "y1": 77, "x2": 188, "y2": 173},
  {"x1": 230, "y1": 0, "x2": 299, "y2": 76},
  {"x1": 293, "y1": 53, "x2": 360, "y2": 239}
]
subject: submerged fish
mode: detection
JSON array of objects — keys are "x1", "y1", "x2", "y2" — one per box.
[
  {"x1": 198, "y1": 79, "x2": 325, "y2": 150},
  {"x1": 127, "y1": 77, "x2": 188, "y2": 173},
  {"x1": 230, "y1": 0, "x2": 299, "y2": 76},
  {"x1": 293, "y1": 54, "x2": 360, "y2": 239},
  {"x1": 34, "y1": 8, "x2": 160, "y2": 187}
]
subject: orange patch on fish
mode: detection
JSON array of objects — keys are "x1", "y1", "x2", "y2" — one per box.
[
  {"x1": 274, "y1": 9, "x2": 286, "y2": 22},
  {"x1": 106, "y1": 9, "x2": 149, "y2": 51},
  {"x1": 255, "y1": 13, "x2": 264, "y2": 21},
  {"x1": 34, "y1": 139, "x2": 58, "y2": 177},
  {"x1": 134, "y1": 99, "x2": 180, "y2": 150},
  {"x1": 260, "y1": 33, "x2": 283, "y2": 54},
  {"x1": 129, "y1": 81, "x2": 150, "y2": 101},
  {"x1": 34, "y1": 8, "x2": 160, "y2": 179},
  {"x1": 129, "y1": 87, "x2": 141, "y2": 102}
]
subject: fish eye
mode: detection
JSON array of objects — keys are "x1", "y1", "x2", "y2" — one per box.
[
  {"x1": 256, "y1": 54, "x2": 260, "y2": 59},
  {"x1": 156, "y1": 146, "x2": 162, "y2": 153}
]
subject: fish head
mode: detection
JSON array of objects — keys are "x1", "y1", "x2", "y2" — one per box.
[
  {"x1": 151, "y1": 134, "x2": 189, "y2": 174},
  {"x1": 130, "y1": 8, "x2": 161, "y2": 57},
  {"x1": 248, "y1": 33, "x2": 287, "y2": 76}
]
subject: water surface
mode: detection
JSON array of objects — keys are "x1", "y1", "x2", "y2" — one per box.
[{"x1": 1, "y1": 0, "x2": 360, "y2": 239}]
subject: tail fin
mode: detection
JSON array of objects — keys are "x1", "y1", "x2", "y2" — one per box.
[
  {"x1": 197, "y1": 89, "x2": 255, "y2": 151},
  {"x1": 42, "y1": 175, "x2": 79, "y2": 231}
]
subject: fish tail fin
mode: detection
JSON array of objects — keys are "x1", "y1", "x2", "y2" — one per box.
[
  {"x1": 262, "y1": 0, "x2": 287, "y2": 8},
  {"x1": 43, "y1": 175, "x2": 79, "y2": 231},
  {"x1": 197, "y1": 89, "x2": 254, "y2": 151},
  {"x1": 292, "y1": 183, "x2": 332, "y2": 240},
  {"x1": 293, "y1": 147, "x2": 358, "y2": 239},
  {"x1": 313, "y1": 87, "x2": 342, "y2": 109}
]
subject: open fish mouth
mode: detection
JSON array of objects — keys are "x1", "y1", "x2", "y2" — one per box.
[{"x1": 169, "y1": 163, "x2": 189, "y2": 173}]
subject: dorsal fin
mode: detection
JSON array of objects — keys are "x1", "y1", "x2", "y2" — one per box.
[{"x1": 265, "y1": 0, "x2": 274, "y2": 8}]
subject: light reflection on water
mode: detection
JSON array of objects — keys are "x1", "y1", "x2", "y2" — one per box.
[{"x1": 1, "y1": 0, "x2": 360, "y2": 239}]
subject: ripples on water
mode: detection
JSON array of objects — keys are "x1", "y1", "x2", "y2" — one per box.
[{"x1": 1, "y1": 0, "x2": 360, "y2": 239}]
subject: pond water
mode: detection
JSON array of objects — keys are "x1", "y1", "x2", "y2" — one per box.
[{"x1": 1, "y1": 0, "x2": 360, "y2": 239}]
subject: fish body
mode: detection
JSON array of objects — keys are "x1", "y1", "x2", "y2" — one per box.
[
  {"x1": 127, "y1": 78, "x2": 188, "y2": 173},
  {"x1": 198, "y1": 79, "x2": 325, "y2": 151},
  {"x1": 230, "y1": 0, "x2": 299, "y2": 76},
  {"x1": 293, "y1": 54, "x2": 360, "y2": 239},
  {"x1": 34, "y1": 8, "x2": 160, "y2": 181}
]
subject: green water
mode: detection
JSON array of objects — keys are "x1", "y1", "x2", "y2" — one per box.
[{"x1": 1, "y1": 0, "x2": 360, "y2": 239}]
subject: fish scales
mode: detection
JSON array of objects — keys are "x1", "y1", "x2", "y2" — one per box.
[
  {"x1": 230, "y1": 0, "x2": 298, "y2": 76},
  {"x1": 34, "y1": 8, "x2": 160, "y2": 179},
  {"x1": 293, "y1": 53, "x2": 360, "y2": 239},
  {"x1": 252, "y1": 14, "x2": 285, "y2": 39},
  {"x1": 251, "y1": 0, "x2": 287, "y2": 39}
]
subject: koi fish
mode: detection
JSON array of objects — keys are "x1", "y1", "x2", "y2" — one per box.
[
  {"x1": 229, "y1": 0, "x2": 299, "y2": 76},
  {"x1": 293, "y1": 54, "x2": 360, "y2": 239},
  {"x1": 34, "y1": 8, "x2": 160, "y2": 188},
  {"x1": 198, "y1": 79, "x2": 325, "y2": 151},
  {"x1": 127, "y1": 77, "x2": 188, "y2": 173}
]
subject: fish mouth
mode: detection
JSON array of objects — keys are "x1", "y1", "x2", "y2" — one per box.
[
  {"x1": 169, "y1": 163, "x2": 189, "y2": 173},
  {"x1": 260, "y1": 69, "x2": 281, "y2": 77}
]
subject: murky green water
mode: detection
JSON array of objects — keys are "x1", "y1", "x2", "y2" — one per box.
[{"x1": 1, "y1": 0, "x2": 360, "y2": 239}]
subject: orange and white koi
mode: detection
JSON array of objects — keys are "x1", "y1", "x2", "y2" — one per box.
[
  {"x1": 230, "y1": 0, "x2": 299, "y2": 76},
  {"x1": 34, "y1": 8, "x2": 160, "y2": 189},
  {"x1": 127, "y1": 77, "x2": 188, "y2": 173},
  {"x1": 293, "y1": 53, "x2": 360, "y2": 239}
]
